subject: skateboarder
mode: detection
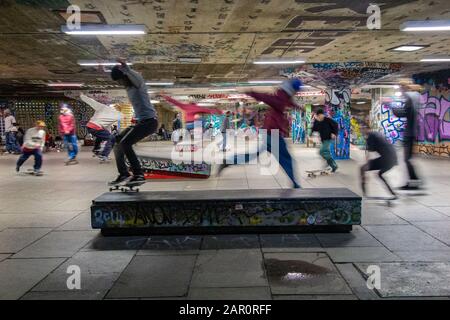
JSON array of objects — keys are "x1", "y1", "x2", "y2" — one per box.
[
  {"x1": 392, "y1": 82, "x2": 423, "y2": 190},
  {"x1": 310, "y1": 109, "x2": 339, "y2": 172},
  {"x1": 58, "y1": 104, "x2": 79, "y2": 164},
  {"x1": 109, "y1": 59, "x2": 158, "y2": 186},
  {"x1": 360, "y1": 126, "x2": 398, "y2": 198},
  {"x1": 80, "y1": 94, "x2": 122, "y2": 162},
  {"x1": 162, "y1": 95, "x2": 221, "y2": 133},
  {"x1": 218, "y1": 78, "x2": 303, "y2": 189},
  {"x1": 16, "y1": 120, "x2": 46, "y2": 175}
]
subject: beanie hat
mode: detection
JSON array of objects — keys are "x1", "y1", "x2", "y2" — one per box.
[
  {"x1": 280, "y1": 78, "x2": 303, "y2": 96},
  {"x1": 111, "y1": 65, "x2": 126, "y2": 81},
  {"x1": 36, "y1": 120, "x2": 46, "y2": 127}
]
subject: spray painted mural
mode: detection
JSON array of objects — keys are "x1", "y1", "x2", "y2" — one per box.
[
  {"x1": 136, "y1": 155, "x2": 211, "y2": 177},
  {"x1": 91, "y1": 199, "x2": 361, "y2": 229},
  {"x1": 371, "y1": 101, "x2": 407, "y2": 145},
  {"x1": 291, "y1": 109, "x2": 306, "y2": 144},
  {"x1": 325, "y1": 89, "x2": 351, "y2": 159},
  {"x1": 412, "y1": 69, "x2": 450, "y2": 158},
  {"x1": 416, "y1": 91, "x2": 450, "y2": 157}
]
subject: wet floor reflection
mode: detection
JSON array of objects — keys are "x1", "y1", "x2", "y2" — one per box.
[{"x1": 265, "y1": 258, "x2": 331, "y2": 284}]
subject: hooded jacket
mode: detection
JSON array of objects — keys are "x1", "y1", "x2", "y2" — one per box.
[
  {"x1": 162, "y1": 96, "x2": 222, "y2": 122},
  {"x1": 59, "y1": 111, "x2": 76, "y2": 135},
  {"x1": 246, "y1": 88, "x2": 299, "y2": 137},
  {"x1": 81, "y1": 95, "x2": 122, "y2": 131}
]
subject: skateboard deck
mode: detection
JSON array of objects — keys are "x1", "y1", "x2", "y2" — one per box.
[
  {"x1": 22, "y1": 169, "x2": 43, "y2": 176},
  {"x1": 65, "y1": 160, "x2": 79, "y2": 166},
  {"x1": 109, "y1": 181, "x2": 145, "y2": 193},
  {"x1": 306, "y1": 169, "x2": 331, "y2": 178},
  {"x1": 365, "y1": 196, "x2": 397, "y2": 207}
]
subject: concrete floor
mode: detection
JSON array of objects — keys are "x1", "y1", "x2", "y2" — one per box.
[{"x1": 1, "y1": 141, "x2": 450, "y2": 300}]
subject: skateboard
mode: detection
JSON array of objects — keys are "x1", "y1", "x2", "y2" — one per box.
[
  {"x1": 109, "y1": 181, "x2": 145, "y2": 193},
  {"x1": 395, "y1": 186, "x2": 428, "y2": 196},
  {"x1": 365, "y1": 196, "x2": 397, "y2": 207},
  {"x1": 22, "y1": 169, "x2": 43, "y2": 176},
  {"x1": 306, "y1": 169, "x2": 331, "y2": 178},
  {"x1": 65, "y1": 159, "x2": 79, "y2": 166}
]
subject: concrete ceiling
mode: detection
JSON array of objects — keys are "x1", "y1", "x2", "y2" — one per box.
[{"x1": 0, "y1": 0, "x2": 449, "y2": 94}]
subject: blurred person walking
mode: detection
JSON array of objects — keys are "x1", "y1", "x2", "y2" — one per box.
[
  {"x1": 393, "y1": 82, "x2": 423, "y2": 190},
  {"x1": 58, "y1": 104, "x2": 79, "y2": 165},
  {"x1": 4, "y1": 109, "x2": 21, "y2": 154}
]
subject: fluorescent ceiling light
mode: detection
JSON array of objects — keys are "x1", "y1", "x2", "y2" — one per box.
[
  {"x1": 420, "y1": 57, "x2": 450, "y2": 62},
  {"x1": 253, "y1": 59, "x2": 305, "y2": 65},
  {"x1": 356, "y1": 101, "x2": 366, "y2": 105},
  {"x1": 248, "y1": 80, "x2": 283, "y2": 84},
  {"x1": 390, "y1": 45, "x2": 427, "y2": 52},
  {"x1": 362, "y1": 84, "x2": 400, "y2": 89},
  {"x1": 197, "y1": 103, "x2": 215, "y2": 107},
  {"x1": 62, "y1": 24, "x2": 146, "y2": 35},
  {"x1": 146, "y1": 82, "x2": 174, "y2": 86},
  {"x1": 78, "y1": 60, "x2": 133, "y2": 66},
  {"x1": 400, "y1": 20, "x2": 450, "y2": 32},
  {"x1": 47, "y1": 83, "x2": 84, "y2": 87},
  {"x1": 178, "y1": 57, "x2": 202, "y2": 63},
  {"x1": 151, "y1": 100, "x2": 160, "y2": 104},
  {"x1": 209, "y1": 88, "x2": 236, "y2": 92}
]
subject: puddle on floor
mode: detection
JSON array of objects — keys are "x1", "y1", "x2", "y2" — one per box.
[{"x1": 264, "y1": 258, "x2": 331, "y2": 284}]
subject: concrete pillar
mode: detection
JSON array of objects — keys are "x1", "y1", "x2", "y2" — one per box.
[{"x1": 324, "y1": 88, "x2": 351, "y2": 160}]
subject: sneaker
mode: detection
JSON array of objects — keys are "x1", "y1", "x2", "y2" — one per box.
[
  {"x1": 99, "y1": 156, "x2": 109, "y2": 163},
  {"x1": 33, "y1": 170, "x2": 43, "y2": 176},
  {"x1": 108, "y1": 175, "x2": 130, "y2": 186},
  {"x1": 65, "y1": 159, "x2": 79, "y2": 165},
  {"x1": 15, "y1": 166, "x2": 20, "y2": 173},
  {"x1": 126, "y1": 175, "x2": 146, "y2": 186},
  {"x1": 216, "y1": 163, "x2": 229, "y2": 176},
  {"x1": 399, "y1": 185, "x2": 420, "y2": 191},
  {"x1": 331, "y1": 166, "x2": 338, "y2": 173}
]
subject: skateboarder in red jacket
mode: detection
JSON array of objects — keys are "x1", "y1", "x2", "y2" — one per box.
[
  {"x1": 58, "y1": 104, "x2": 78, "y2": 165},
  {"x1": 218, "y1": 78, "x2": 303, "y2": 189}
]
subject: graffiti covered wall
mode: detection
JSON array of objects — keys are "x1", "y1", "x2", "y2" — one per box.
[
  {"x1": 370, "y1": 100, "x2": 406, "y2": 145},
  {"x1": 416, "y1": 91, "x2": 450, "y2": 157},
  {"x1": 412, "y1": 69, "x2": 450, "y2": 158}
]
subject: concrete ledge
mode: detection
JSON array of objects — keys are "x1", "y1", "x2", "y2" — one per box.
[{"x1": 91, "y1": 188, "x2": 361, "y2": 235}]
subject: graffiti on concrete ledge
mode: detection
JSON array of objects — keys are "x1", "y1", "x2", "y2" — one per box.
[
  {"x1": 91, "y1": 200, "x2": 361, "y2": 229},
  {"x1": 137, "y1": 155, "x2": 211, "y2": 176}
]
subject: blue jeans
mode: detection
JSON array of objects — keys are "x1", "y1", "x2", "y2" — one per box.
[
  {"x1": 64, "y1": 134, "x2": 78, "y2": 160},
  {"x1": 6, "y1": 132, "x2": 20, "y2": 153},
  {"x1": 230, "y1": 134, "x2": 300, "y2": 188},
  {"x1": 221, "y1": 132, "x2": 227, "y2": 151},
  {"x1": 17, "y1": 149, "x2": 42, "y2": 171},
  {"x1": 87, "y1": 128, "x2": 114, "y2": 157}
]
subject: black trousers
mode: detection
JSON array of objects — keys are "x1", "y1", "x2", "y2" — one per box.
[
  {"x1": 114, "y1": 118, "x2": 158, "y2": 177},
  {"x1": 404, "y1": 137, "x2": 419, "y2": 180}
]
